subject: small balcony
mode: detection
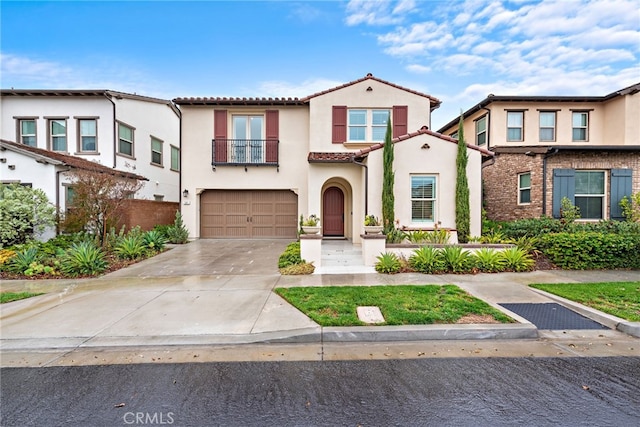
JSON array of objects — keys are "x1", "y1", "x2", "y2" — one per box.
[{"x1": 212, "y1": 139, "x2": 279, "y2": 169}]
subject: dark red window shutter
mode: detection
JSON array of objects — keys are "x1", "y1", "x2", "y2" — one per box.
[
  {"x1": 265, "y1": 110, "x2": 279, "y2": 163},
  {"x1": 332, "y1": 105, "x2": 347, "y2": 143},
  {"x1": 214, "y1": 110, "x2": 227, "y2": 162},
  {"x1": 393, "y1": 105, "x2": 408, "y2": 138}
]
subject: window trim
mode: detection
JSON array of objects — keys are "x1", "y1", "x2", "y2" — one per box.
[
  {"x1": 538, "y1": 111, "x2": 557, "y2": 142},
  {"x1": 518, "y1": 172, "x2": 531, "y2": 205},
  {"x1": 474, "y1": 115, "x2": 487, "y2": 146},
  {"x1": 15, "y1": 117, "x2": 38, "y2": 147},
  {"x1": 75, "y1": 117, "x2": 99, "y2": 154},
  {"x1": 117, "y1": 121, "x2": 136, "y2": 159},
  {"x1": 170, "y1": 144, "x2": 180, "y2": 172},
  {"x1": 46, "y1": 117, "x2": 69, "y2": 152},
  {"x1": 347, "y1": 108, "x2": 390, "y2": 143},
  {"x1": 506, "y1": 111, "x2": 524, "y2": 142},
  {"x1": 571, "y1": 110, "x2": 589, "y2": 142},
  {"x1": 574, "y1": 170, "x2": 606, "y2": 220},
  {"x1": 150, "y1": 136, "x2": 164, "y2": 167},
  {"x1": 410, "y1": 175, "x2": 437, "y2": 224}
]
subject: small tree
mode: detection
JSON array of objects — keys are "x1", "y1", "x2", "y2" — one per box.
[
  {"x1": 382, "y1": 119, "x2": 395, "y2": 234},
  {"x1": 619, "y1": 192, "x2": 640, "y2": 222},
  {"x1": 0, "y1": 184, "x2": 56, "y2": 247},
  {"x1": 455, "y1": 114, "x2": 470, "y2": 243},
  {"x1": 62, "y1": 169, "x2": 144, "y2": 245}
]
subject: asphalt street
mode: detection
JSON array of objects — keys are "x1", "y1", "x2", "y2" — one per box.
[{"x1": 2, "y1": 357, "x2": 639, "y2": 426}]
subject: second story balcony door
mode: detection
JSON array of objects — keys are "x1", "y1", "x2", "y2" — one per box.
[{"x1": 233, "y1": 115, "x2": 263, "y2": 163}]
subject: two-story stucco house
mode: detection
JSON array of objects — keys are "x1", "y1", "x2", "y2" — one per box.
[
  {"x1": 1, "y1": 89, "x2": 181, "y2": 202},
  {"x1": 437, "y1": 83, "x2": 640, "y2": 222},
  {"x1": 175, "y1": 74, "x2": 492, "y2": 243}
]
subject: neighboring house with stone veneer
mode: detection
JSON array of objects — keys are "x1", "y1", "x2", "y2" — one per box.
[
  {"x1": 1, "y1": 89, "x2": 181, "y2": 202},
  {"x1": 175, "y1": 74, "x2": 492, "y2": 242},
  {"x1": 437, "y1": 83, "x2": 640, "y2": 222}
]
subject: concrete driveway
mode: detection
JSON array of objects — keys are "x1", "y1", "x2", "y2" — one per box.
[{"x1": 104, "y1": 239, "x2": 292, "y2": 277}]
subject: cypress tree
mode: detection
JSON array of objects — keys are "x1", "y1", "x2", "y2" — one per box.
[
  {"x1": 382, "y1": 119, "x2": 395, "y2": 234},
  {"x1": 455, "y1": 113, "x2": 470, "y2": 243}
]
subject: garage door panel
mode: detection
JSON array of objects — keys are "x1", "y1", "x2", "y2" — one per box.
[{"x1": 200, "y1": 190, "x2": 297, "y2": 239}]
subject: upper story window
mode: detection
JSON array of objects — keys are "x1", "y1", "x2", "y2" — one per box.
[
  {"x1": 475, "y1": 116, "x2": 487, "y2": 146},
  {"x1": 539, "y1": 111, "x2": 556, "y2": 142},
  {"x1": 506, "y1": 111, "x2": 523, "y2": 142},
  {"x1": 49, "y1": 119, "x2": 67, "y2": 152},
  {"x1": 518, "y1": 172, "x2": 531, "y2": 205},
  {"x1": 572, "y1": 111, "x2": 589, "y2": 141},
  {"x1": 232, "y1": 115, "x2": 263, "y2": 163},
  {"x1": 118, "y1": 122, "x2": 135, "y2": 157},
  {"x1": 78, "y1": 119, "x2": 97, "y2": 152},
  {"x1": 18, "y1": 118, "x2": 37, "y2": 147},
  {"x1": 450, "y1": 131, "x2": 458, "y2": 140},
  {"x1": 348, "y1": 109, "x2": 390, "y2": 142},
  {"x1": 151, "y1": 137, "x2": 163, "y2": 166},
  {"x1": 170, "y1": 145, "x2": 180, "y2": 171},
  {"x1": 411, "y1": 175, "x2": 437, "y2": 223}
]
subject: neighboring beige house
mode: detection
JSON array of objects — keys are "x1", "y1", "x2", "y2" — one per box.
[
  {"x1": 1, "y1": 89, "x2": 181, "y2": 202},
  {"x1": 175, "y1": 73, "x2": 492, "y2": 242},
  {"x1": 437, "y1": 83, "x2": 640, "y2": 222}
]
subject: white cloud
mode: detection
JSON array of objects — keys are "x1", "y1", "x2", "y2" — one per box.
[
  {"x1": 406, "y1": 64, "x2": 431, "y2": 74},
  {"x1": 345, "y1": 0, "x2": 417, "y2": 26}
]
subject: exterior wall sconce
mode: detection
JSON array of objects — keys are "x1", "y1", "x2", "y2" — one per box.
[{"x1": 182, "y1": 189, "x2": 189, "y2": 198}]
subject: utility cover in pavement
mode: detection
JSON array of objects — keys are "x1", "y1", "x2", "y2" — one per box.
[{"x1": 499, "y1": 303, "x2": 609, "y2": 330}]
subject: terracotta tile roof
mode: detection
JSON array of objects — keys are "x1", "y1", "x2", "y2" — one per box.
[
  {"x1": 307, "y1": 152, "x2": 354, "y2": 163},
  {"x1": 0, "y1": 139, "x2": 148, "y2": 181},
  {"x1": 173, "y1": 96, "x2": 305, "y2": 106},
  {"x1": 302, "y1": 73, "x2": 441, "y2": 109}
]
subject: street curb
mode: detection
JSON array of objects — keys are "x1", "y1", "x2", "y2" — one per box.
[{"x1": 529, "y1": 288, "x2": 640, "y2": 338}]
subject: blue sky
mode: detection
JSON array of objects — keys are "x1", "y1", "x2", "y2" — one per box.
[{"x1": 2, "y1": 0, "x2": 639, "y2": 129}]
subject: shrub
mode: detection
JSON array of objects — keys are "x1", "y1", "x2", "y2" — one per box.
[
  {"x1": 539, "y1": 232, "x2": 640, "y2": 270},
  {"x1": 5, "y1": 246, "x2": 42, "y2": 273},
  {"x1": 0, "y1": 184, "x2": 56, "y2": 247},
  {"x1": 441, "y1": 246, "x2": 474, "y2": 273},
  {"x1": 143, "y1": 230, "x2": 167, "y2": 252},
  {"x1": 560, "y1": 197, "x2": 580, "y2": 223},
  {"x1": 499, "y1": 217, "x2": 564, "y2": 239},
  {"x1": 61, "y1": 242, "x2": 108, "y2": 276},
  {"x1": 473, "y1": 248, "x2": 506, "y2": 273},
  {"x1": 385, "y1": 227, "x2": 407, "y2": 244},
  {"x1": 278, "y1": 241, "x2": 303, "y2": 268},
  {"x1": 166, "y1": 211, "x2": 189, "y2": 244},
  {"x1": 409, "y1": 246, "x2": 444, "y2": 274},
  {"x1": 375, "y1": 252, "x2": 401, "y2": 274},
  {"x1": 499, "y1": 247, "x2": 535, "y2": 272},
  {"x1": 279, "y1": 262, "x2": 315, "y2": 275},
  {"x1": 114, "y1": 234, "x2": 147, "y2": 260},
  {"x1": 510, "y1": 236, "x2": 540, "y2": 255},
  {"x1": 620, "y1": 192, "x2": 640, "y2": 222},
  {"x1": 0, "y1": 249, "x2": 16, "y2": 267},
  {"x1": 152, "y1": 224, "x2": 172, "y2": 239}
]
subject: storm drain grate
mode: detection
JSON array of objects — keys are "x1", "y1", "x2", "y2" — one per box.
[{"x1": 499, "y1": 303, "x2": 609, "y2": 330}]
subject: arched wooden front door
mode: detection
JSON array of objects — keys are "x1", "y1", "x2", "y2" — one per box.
[{"x1": 323, "y1": 187, "x2": 344, "y2": 236}]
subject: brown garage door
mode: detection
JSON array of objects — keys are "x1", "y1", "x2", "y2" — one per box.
[{"x1": 200, "y1": 190, "x2": 298, "y2": 238}]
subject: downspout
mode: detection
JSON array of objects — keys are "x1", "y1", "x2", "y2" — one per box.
[
  {"x1": 55, "y1": 166, "x2": 71, "y2": 235},
  {"x1": 481, "y1": 106, "x2": 491, "y2": 150},
  {"x1": 176, "y1": 103, "x2": 182, "y2": 206},
  {"x1": 542, "y1": 148, "x2": 559, "y2": 216},
  {"x1": 104, "y1": 92, "x2": 117, "y2": 168},
  {"x1": 351, "y1": 156, "x2": 368, "y2": 214}
]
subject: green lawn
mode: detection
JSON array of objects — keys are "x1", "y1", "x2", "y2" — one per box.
[
  {"x1": 530, "y1": 281, "x2": 640, "y2": 322},
  {"x1": 1, "y1": 291, "x2": 44, "y2": 304},
  {"x1": 275, "y1": 285, "x2": 513, "y2": 326}
]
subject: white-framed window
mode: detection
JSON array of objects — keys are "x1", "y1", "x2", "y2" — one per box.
[
  {"x1": 572, "y1": 111, "x2": 589, "y2": 142},
  {"x1": 78, "y1": 119, "x2": 97, "y2": 152},
  {"x1": 518, "y1": 172, "x2": 531, "y2": 205},
  {"x1": 151, "y1": 137, "x2": 163, "y2": 166},
  {"x1": 18, "y1": 119, "x2": 37, "y2": 146},
  {"x1": 450, "y1": 131, "x2": 458, "y2": 140},
  {"x1": 575, "y1": 171, "x2": 605, "y2": 219},
  {"x1": 539, "y1": 111, "x2": 556, "y2": 142},
  {"x1": 348, "y1": 109, "x2": 390, "y2": 142},
  {"x1": 506, "y1": 111, "x2": 523, "y2": 142},
  {"x1": 411, "y1": 175, "x2": 437, "y2": 223},
  {"x1": 170, "y1": 145, "x2": 180, "y2": 171},
  {"x1": 232, "y1": 115, "x2": 263, "y2": 163},
  {"x1": 475, "y1": 116, "x2": 487, "y2": 146},
  {"x1": 49, "y1": 119, "x2": 67, "y2": 152},
  {"x1": 118, "y1": 122, "x2": 135, "y2": 157}
]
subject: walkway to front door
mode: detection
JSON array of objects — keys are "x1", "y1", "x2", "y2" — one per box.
[{"x1": 323, "y1": 186, "x2": 344, "y2": 236}]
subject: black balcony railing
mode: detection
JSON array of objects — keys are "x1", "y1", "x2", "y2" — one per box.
[{"x1": 212, "y1": 139, "x2": 279, "y2": 168}]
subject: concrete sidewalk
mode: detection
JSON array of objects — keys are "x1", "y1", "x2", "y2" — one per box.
[{"x1": 1, "y1": 241, "x2": 639, "y2": 366}]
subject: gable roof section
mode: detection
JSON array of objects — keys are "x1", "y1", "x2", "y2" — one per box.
[
  {"x1": 308, "y1": 127, "x2": 493, "y2": 163},
  {"x1": 437, "y1": 82, "x2": 640, "y2": 133},
  {"x1": 302, "y1": 73, "x2": 441, "y2": 110},
  {"x1": 0, "y1": 139, "x2": 147, "y2": 181}
]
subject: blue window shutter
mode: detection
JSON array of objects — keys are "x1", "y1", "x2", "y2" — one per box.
[
  {"x1": 552, "y1": 169, "x2": 575, "y2": 218},
  {"x1": 610, "y1": 169, "x2": 633, "y2": 221}
]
